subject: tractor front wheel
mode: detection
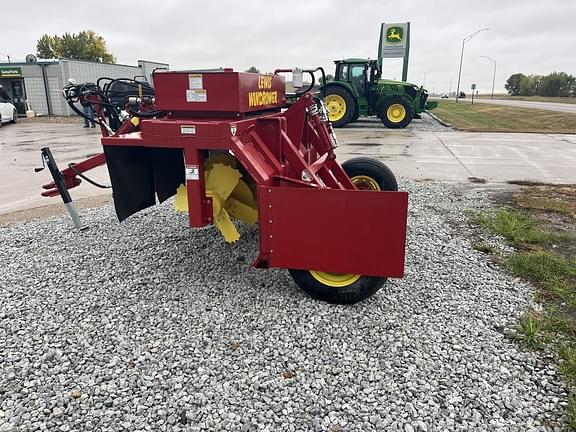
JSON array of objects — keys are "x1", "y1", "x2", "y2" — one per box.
[
  {"x1": 323, "y1": 87, "x2": 355, "y2": 128},
  {"x1": 289, "y1": 157, "x2": 398, "y2": 304},
  {"x1": 379, "y1": 97, "x2": 412, "y2": 129}
]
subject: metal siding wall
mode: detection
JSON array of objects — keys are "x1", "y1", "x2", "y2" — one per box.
[
  {"x1": 12, "y1": 60, "x2": 167, "y2": 116},
  {"x1": 46, "y1": 64, "x2": 67, "y2": 115},
  {"x1": 63, "y1": 60, "x2": 141, "y2": 85},
  {"x1": 138, "y1": 60, "x2": 169, "y2": 84},
  {"x1": 21, "y1": 64, "x2": 48, "y2": 115}
]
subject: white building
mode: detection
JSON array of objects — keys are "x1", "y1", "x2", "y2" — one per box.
[{"x1": 0, "y1": 58, "x2": 168, "y2": 116}]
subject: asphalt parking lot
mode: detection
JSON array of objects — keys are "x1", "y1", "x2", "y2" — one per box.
[{"x1": 1, "y1": 115, "x2": 575, "y2": 216}]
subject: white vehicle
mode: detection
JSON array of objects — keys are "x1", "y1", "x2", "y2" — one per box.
[{"x1": 0, "y1": 86, "x2": 18, "y2": 126}]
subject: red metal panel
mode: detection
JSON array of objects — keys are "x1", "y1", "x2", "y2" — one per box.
[
  {"x1": 257, "y1": 186, "x2": 408, "y2": 278},
  {"x1": 153, "y1": 71, "x2": 285, "y2": 113}
]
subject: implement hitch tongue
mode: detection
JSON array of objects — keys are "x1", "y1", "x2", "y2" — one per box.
[{"x1": 36, "y1": 147, "x2": 87, "y2": 230}]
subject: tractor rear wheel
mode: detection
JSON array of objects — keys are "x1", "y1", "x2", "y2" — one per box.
[
  {"x1": 323, "y1": 87, "x2": 355, "y2": 128},
  {"x1": 379, "y1": 97, "x2": 412, "y2": 129},
  {"x1": 289, "y1": 157, "x2": 398, "y2": 304}
]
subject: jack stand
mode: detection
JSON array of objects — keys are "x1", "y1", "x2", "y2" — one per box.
[{"x1": 36, "y1": 147, "x2": 88, "y2": 230}]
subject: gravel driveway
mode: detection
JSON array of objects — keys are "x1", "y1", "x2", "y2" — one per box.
[{"x1": 0, "y1": 180, "x2": 567, "y2": 432}]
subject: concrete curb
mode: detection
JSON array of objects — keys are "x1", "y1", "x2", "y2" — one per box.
[{"x1": 426, "y1": 110, "x2": 453, "y2": 128}]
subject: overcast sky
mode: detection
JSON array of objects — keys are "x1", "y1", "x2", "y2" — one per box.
[{"x1": 3, "y1": 0, "x2": 575, "y2": 94}]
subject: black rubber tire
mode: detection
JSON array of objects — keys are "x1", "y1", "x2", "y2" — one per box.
[
  {"x1": 288, "y1": 158, "x2": 398, "y2": 304},
  {"x1": 379, "y1": 97, "x2": 413, "y2": 129},
  {"x1": 323, "y1": 87, "x2": 356, "y2": 128},
  {"x1": 289, "y1": 270, "x2": 386, "y2": 305},
  {"x1": 351, "y1": 106, "x2": 360, "y2": 123},
  {"x1": 342, "y1": 157, "x2": 398, "y2": 191},
  {"x1": 11, "y1": 110, "x2": 17, "y2": 124}
]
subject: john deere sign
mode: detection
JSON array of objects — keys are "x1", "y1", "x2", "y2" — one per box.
[
  {"x1": 386, "y1": 26, "x2": 404, "y2": 43},
  {"x1": 0, "y1": 67, "x2": 22, "y2": 78},
  {"x1": 378, "y1": 22, "x2": 411, "y2": 81}
]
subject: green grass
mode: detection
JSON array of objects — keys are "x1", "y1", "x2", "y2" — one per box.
[
  {"x1": 471, "y1": 199, "x2": 576, "y2": 429},
  {"x1": 472, "y1": 243, "x2": 495, "y2": 254},
  {"x1": 474, "y1": 209, "x2": 570, "y2": 246},
  {"x1": 512, "y1": 311, "x2": 544, "y2": 349},
  {"x1": 508, "y1": 252, "x2": 576, "y2": 307},
  {"x1": 433, "y1": 100, "x2": 576, "y2": 133}
]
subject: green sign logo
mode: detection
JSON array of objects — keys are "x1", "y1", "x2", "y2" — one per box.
[
  {"x1": 386, "y1": 27, "x2": 403, "y2": 43},
  {"x1": 0, "y1": 67, "x2": 22, "y2": 78}
]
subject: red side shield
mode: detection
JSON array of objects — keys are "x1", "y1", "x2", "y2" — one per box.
[{"x1": 255, "y1": 186, "x2": 408, "y2": 278}]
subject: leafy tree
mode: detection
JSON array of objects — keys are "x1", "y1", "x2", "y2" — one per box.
[
  {"x1": 538, "y1": 72, "x2": 573, "y2": 97},
  {"x1": 245, "y1": 66, "x2": 260, "y2": 73},
  {"x1": 36, "y1": 30, "x2": 116, "y2": 63},
  {"x1": 506, "y1": 71, "x2": 576, "y2": 97},
  {"x1": 505, "y1": 73, "x2": 525, "y2": 96},
  {"x1": 519, "y1": 75, "x2": 542, "y2": 96}
]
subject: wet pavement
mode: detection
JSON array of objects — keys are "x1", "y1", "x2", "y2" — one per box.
[
  {"x1": 1, "y1": 116, "x2": 575, "y2": 215},
  {"x1": 0, "y1": 120, "x2": 109, "y2": 214},
  {"x1": 336, "y1": 116, "x2": 576, "y2": 184}
]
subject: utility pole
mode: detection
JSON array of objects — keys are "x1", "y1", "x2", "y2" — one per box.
[
  {"x1": 456, "y1": 28, "x2": 489, "y2": 102},
  {"x1": 480, "y1": 56, "x2": 497, "y2": 99},
  {"x1": 423, "y1": 68, "x2": 434, "y2": 87}
]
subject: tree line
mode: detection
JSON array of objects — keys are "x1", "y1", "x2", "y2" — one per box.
[
  {"x1": 505, "y1": 72, "x2": 575, "y2": 97},
  {"x1": 37, "y1": 31, "x2": 116, "y2": 63}
]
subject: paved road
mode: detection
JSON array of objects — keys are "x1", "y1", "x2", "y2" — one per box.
[
  {"x1": 451, "y1": 97, "x2": 576, "y2": 114},
  {"x1": 1, "y1": 116, "x2": 575, "y2": 215}
]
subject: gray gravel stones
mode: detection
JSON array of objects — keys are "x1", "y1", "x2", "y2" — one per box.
[
  {"x1": 342, "y1": 113, "x2": 452, "y2": 132},
  {"x1": 0, "y1": 180, "x2": 567, "y2": 431}
]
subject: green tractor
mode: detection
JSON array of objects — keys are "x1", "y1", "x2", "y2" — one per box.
[{"x1": 323, "y1": 58, "x2": 436, "y2": 128}]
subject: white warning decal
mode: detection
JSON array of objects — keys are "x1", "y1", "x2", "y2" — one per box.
[{"x1": 185, "y1": 164, "x2": 200, "y2": 180}]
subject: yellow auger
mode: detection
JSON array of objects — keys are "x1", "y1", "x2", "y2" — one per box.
[{"x1": 174, "y1": 155, "x2": 258, "y2": 243}]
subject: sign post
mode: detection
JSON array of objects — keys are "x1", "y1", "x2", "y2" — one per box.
[
  {"x1": 378, "y1": 22, "x2": 411, "y2": 82},
  {"x1": 471, "y1": 83, "x2": 477, "y2": 104}
]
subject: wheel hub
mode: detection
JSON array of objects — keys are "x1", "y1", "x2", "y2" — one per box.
[
  {"x1": 350, "y1": 175, "x2": 381, "y2": 191},
  {"x1": 325, "y1": 95, "x2": 346, "y2": 122},
  {"x1": 309, "y1": 271, "x2": 361, "y2": 288},
  {"x1": 387, "y1": 103, "x2": 406, "y2": 123}
]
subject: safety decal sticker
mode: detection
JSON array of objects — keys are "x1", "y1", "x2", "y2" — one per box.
[
  {"x1": 181, "y1": 125, "x2": 196, "y2": 135},
  {"x1": 185, "y1": 164, "x2": 200, "y2": 180},
  {"x1": 186, "y1": 89, "x2": 207, "y2": 103},
  {"x1": 188, "y1": 74, "x2": 203, "y2": 90}
]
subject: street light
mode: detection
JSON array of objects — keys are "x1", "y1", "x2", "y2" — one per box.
[
  {"x1": 455, "y1": 28, "x2": 489, "y2": 102},
  {"x1": 423, "y1": 68, "x2": 434, "y2": 87},
  {"x1": 480, "y1": 55, "x2": 497, "y2": 100}
]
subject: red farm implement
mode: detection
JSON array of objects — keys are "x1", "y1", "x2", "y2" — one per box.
[{"x1": 38, "y1": 68, "x2": 408, "y2": 304}]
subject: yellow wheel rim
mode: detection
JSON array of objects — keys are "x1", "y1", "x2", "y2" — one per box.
[
  {"x1": 350, "y1": 175, "x2": 381, "y2": 191},
  {"x1": 310, "y1": 271, "x2": 361, "y2": 288},
  {"x1": 386, "y1": 103, "x2": 406, "y2": 123},
  {"x1": 325, "y1": 94, "x2": 347, "y2": 122}
]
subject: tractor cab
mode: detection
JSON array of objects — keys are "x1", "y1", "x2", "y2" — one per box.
[{"x1": 333, "y1": 59, "x2": 381, "y2": 97}]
